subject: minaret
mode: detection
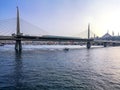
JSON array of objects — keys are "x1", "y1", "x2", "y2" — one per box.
[
  {"x1": 94, "y1": 34, "x2": 95, "y2": 39},
  {"x1": 107, "y1": 30, "x2": 109, "y2": 34},
  {"x1": 112, "y1": 31, "x2": 114, "y2": 36}
]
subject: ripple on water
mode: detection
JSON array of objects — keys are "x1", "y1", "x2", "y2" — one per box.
[{"x1": 1, "y1": 46, "x2": 120, "y2": 90}]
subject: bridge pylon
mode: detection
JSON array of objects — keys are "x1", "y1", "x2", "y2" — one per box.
[
  {"x1": 15, "y1": 6, "x2": 22, "y2": 52},
  {"x1": 103, "y1": 42, "x2": 107, "y2": 47},
  {"x1": 87, "y1": 24, "x2": 91, "y2": 49}
]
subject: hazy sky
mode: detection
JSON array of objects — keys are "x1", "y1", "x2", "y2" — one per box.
[{"x1": 0, "y1": 0, "x2": 120, "y2": 37}]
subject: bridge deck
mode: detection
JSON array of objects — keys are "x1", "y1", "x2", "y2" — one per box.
[
  {"x1": 1, "y1": 35, "x2": 120, "y2": 44},
  {"x1": 0, "y1": 35, "x2": 93, "y2": 42}
]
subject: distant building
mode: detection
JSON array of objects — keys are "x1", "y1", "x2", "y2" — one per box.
[
  {"x1": 97, "y1": 32, "x2": 120, "y2": 41},
  {"x1": 101, "y1": 33, "x2": 112, "y2": 39}
]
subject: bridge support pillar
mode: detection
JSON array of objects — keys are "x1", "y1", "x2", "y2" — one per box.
[
  {"x1": 86, "y1": 24, "x2": 91, "y2": 49},
  {"x1": 15, "y1": 40, "x2": 22, "y2": 52},
  {"x1": 103, "y1": 42, "x2": 107, "y2": 47},
  {"x1": 112, "y1": 43, "x2": 115, "y2": 46},
  {"x1": 87, "y1": 41, "x2": 91, "y2": 49}
]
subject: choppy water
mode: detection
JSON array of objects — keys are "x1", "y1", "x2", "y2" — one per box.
[{"x1": 0, "y1": 45, "x2": 120, "y2": 90}]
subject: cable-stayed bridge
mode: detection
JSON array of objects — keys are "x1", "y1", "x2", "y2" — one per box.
[
  {"x1": 0, "y1": 18, "x2": 48, "y2": 36},
  {"x1": 0, "y1": 7, "x2": 120, "y2": 52},
  {"x1": 73, "y1": 29, "x2": 97, "y2": 39}
]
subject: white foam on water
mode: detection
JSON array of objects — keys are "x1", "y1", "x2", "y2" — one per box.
[{"x1": 0, "y1": 45, "x2": 103, "y2": 51}]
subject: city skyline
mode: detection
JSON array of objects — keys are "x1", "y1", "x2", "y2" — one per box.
[{"x1": 0, "y1": 0, "x2": 120, "y2": 37}]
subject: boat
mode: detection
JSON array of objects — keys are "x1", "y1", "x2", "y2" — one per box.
[{"x1": 63, "y1": 48, "x2": 69, "y2": 51}]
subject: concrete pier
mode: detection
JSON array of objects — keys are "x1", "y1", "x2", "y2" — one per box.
[{"x1": 86, "y1": 24, "x2": 91, "y2": 49}]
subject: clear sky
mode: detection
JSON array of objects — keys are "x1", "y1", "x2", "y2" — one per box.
[{"x1": 0, "y1": 0, "x2": 120, "y2": 37}]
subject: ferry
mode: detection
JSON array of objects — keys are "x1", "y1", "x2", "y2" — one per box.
[{"x1": 63, "y1": 48, "x2": 69, "y2": 51}]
